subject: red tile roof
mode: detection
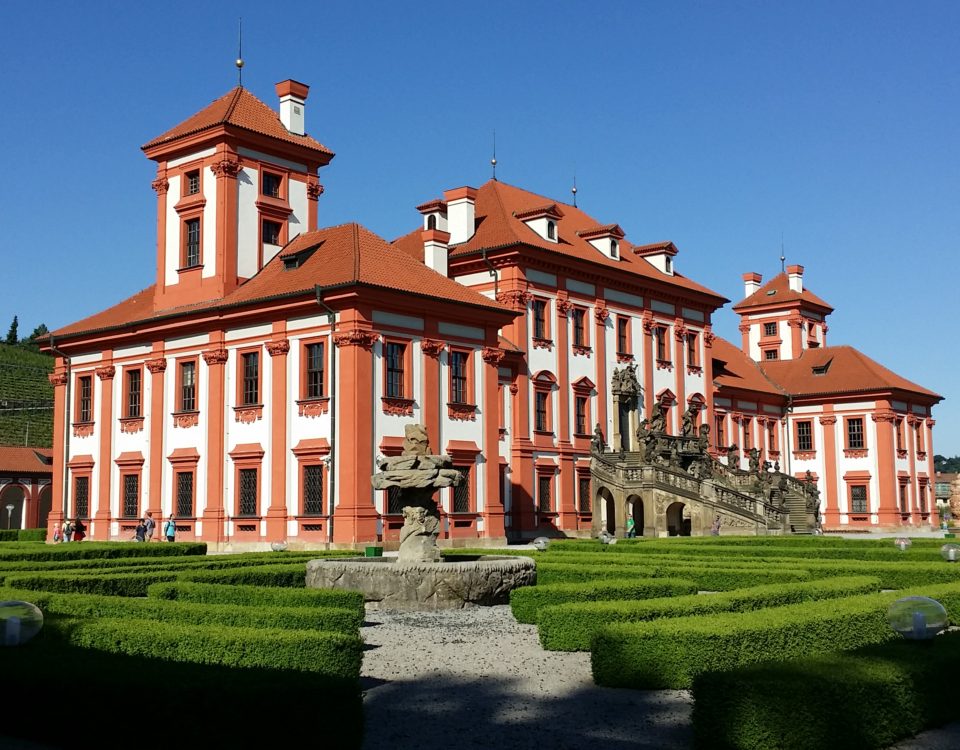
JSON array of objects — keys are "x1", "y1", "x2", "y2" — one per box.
[
  {"x1": 142, "y1": 87, "x2": 333, "y2": 157},
  {"x1": 758, "y1": 346, "x2": 942, "y2": 400},
  {"x1": 393, "y1": 180, "x2": 727, "y2": 304},
  {"x1": 51, "y1": 223, "x2": 512, "y2": 341},
  {"x1": 732, "y1": 272, "x2": 833, "y2": 313},
  {"x1": 0, "y1": 447, "x2": 53, "y2": 475},
  {"x1": 712, "y1": 337, "x2": 785, "y2": 397}
]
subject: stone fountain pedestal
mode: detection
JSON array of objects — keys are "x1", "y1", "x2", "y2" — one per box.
[{"x1": 306, "y1": 424, "x2": 535, "y2": 610}]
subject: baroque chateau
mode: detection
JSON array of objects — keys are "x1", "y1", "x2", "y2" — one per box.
[{"x1": 41, "y1": 80, "x2": 942, "y2": 546}]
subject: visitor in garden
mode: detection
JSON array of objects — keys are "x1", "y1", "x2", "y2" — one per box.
[
  {"x1": 163, "y1": 514, "x2": 176, "y2": 542},
  {"x1": 73, "y1": 518, "x2": 86, "y2": 542},
  {"x1": 133, "y1": 519, "x2": 146, "y2": 542},
  {"x1": 626, "y1": 516, "x2": 636, "y2": 538},
  {"x1": 144, "y1": 511, "x2": 156, "y2": 542},
  {"x1": 710, "y1": 515, "x2": 721, "y2": 536},
  {"x1": 61, "y1": 519, "x2": 73, "y2": 543}
]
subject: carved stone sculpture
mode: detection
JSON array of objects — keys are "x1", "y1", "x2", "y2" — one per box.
[
  {"x1": 591, "y1": 423, "x2": 606, "y2": 454},
  {"x1": 681, "y1": 404, "x2": 699, "y2": 437},
  {"x1": 748, "y1": 448, "x2": 760, "y2": 474}
]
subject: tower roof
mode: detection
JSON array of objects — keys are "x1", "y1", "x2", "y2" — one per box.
[
  {"x1": 142, "y1": 86, "x2": 333, "y2": 157},
  {"x1": 732, "y1": 271, "x2": 833, "y2": 314}
]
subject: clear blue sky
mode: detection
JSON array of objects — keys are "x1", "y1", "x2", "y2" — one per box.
[{"x1": 1, "y1": 1, "x2": 957, "y2": 455}]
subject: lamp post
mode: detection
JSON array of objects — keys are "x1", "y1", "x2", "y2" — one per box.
[{"x1": 5, "y1": 504, "x2": 14, "y2": 530}]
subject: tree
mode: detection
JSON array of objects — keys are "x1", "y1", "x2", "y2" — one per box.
[
  {"x1": 4, "y1": 316, "x2": 18, "y2": 345},
  {"x1": 19, "y1": 323, "x2": 49, "y2": 352},
  {"x1": 935, "y1": 455, "x2": 960, "y2": 473}
]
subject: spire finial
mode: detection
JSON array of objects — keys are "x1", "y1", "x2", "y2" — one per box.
[
  {"x1": 491, "y1": 130, "x2": 497, "y2": 181},
  {"x1": 571, "y1": 173, "x2": 578, "y2": 207},
  {"x1": 780, "y1": 231, "x2": 786, "y2": 273},
  {"x1": 235, "y1": 18, "x2": 244, "y2": 86}
]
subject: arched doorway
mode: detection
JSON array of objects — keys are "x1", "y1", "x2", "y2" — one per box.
[
  {"x1": 666, "y1": 501, "x2": 690, "y2": 537},
  {"x1": 37, "y1": 485, "x2": 53, "y2": 529},
  {"x1": 626, "y1": 494, "x2": 643, "y2": 537},
  {"x1": 596, "y1": 487, "x2": 616, "y2": 535},
  {"x1": 0, "y1": 484, "x2": 25, "y2": 530}
]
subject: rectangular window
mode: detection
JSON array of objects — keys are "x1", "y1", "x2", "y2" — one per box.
[
  {"x1": 241, "y1": 352, "x2": 259, "y2": 405},
  {"x1": 850, "y1": 484, "x2": 867, "y2": 514},
  {"x1": 176, "y1": 471, "x2": 194, "y2": 517},
  {"x1": 896, "y1": 418, "x2": 905, "y2": 451},
  {"x1": 572, "y1": 308, "x2": 586, "y2": 347},
  {"x1": 180, "y1": 361, "x2": 196, "y2": 412},
  {"x1": 899, "y1": 484, "x2": 909, "y2": 514},
  {"x1": 847, "y1": 418, "x2": 864, "y2": 449},
  {"x1": 767, "y1": 423, "x2": 776, "y2": 452},
  {"x1": 122, "y1": 474, "x2": 139, "y2": 518},
  {"x1": 74, "y1": 476, "x2": 89, "y2": 518},
  {"x1": 450, "y1": 350, "x2": 468, "y2": 404},
  {"x1": 387, "y1": 486, "x2": 403, "y2": 514},
  {"x1": 916, "y1": 423, "x2": 925, "y2": 452},
  {"x1": 765, "y1": 350, "x2": 779, "y2": 360},
  {"x1": 386, "y1": 342, "x2": 405, "y2": 398},
  {"x1": 538, "y1": 474, "x2": 552, "y2": 512},
  {"x1": 575, "y1": 395, "x2": 588, "y2": 435},
  {"x1": 919, "y1": 484, "x2": 928, "y2": 512},
  {"x1": 262, "y1": 220, "x2": 281, "y2": 245},
  {"x1": 655, "y1": 326, "x2": 667, "y2": 361},
  {"x1": 742, "y1": 419, "x2": 752, "y2": 450},
  {"x1": 238, "y1": 468, "x2": 258, "y2": 516},
  {"x1": 185, "y1": 218, "x2": 201, "y2": 268},
  {"x1": 715, "y1": 415, "x2": 726, "y2": 449},
  {"x1": 78, "y1": 375, "x2": 92, "y2": 422},
  {"x1": 686, "y1": 332, "x2": 698, "y2": 365},
  {"x1": 578, "y1": 475, "x2": 591, "y2": 513},
  {"x1": 305, "y1": 343, "x2": 325, "y2": 399},
  {"x1": 453, "y1": 467, "x2": 470, "y2": 513},
  {"x1": 126, "y1": 369, "x2": 141, "y2": 418},
  {"x1": 617, "y1": 317, "x2": 630, "y2": 354},
  {"x1": 303, "y1": 464, "x2": 324, "y2": 515},
  {"x1": 796, "y1": 421, "x2": 813, "y2": 451},
  {"x1": 533, "y1": 299, "x2": 547, "y2": 340},
  {"x1": 764, "y1": 322, "x2": 777, "y2": 337},
  {"x1": 262, "y1": 172, "x2": 282, "y2": 198},
  {"x1": 186, "y1": 170, "x2": 200, "y2": 196},
  {"x1": 535, "y1": 391, "x2": 548, "y2": 432}
]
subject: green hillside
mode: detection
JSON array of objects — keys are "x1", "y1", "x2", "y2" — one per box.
[{"x1": 0, "y1": 343, "x2": 54, "y2": 447}]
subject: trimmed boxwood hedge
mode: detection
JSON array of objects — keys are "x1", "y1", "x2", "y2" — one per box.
[
  {"x1": 692, "y1": 631, "x2": 960, "y2": 750},
  {"x1": 178, "y1": 562, "x2": 308, "y2": 587},
  {"x1": 591, "y1": 582, "x2": 960, "y2": 689},
  {"x1": 45, "y1": 615, "x2": 363, "y2": 680},
  {"x1": 538, "y1": 575, "x2": 882, "y2": 652},
  {"x1": 537, "y1": 562, "x2": 812, "y2": 590},
  {"x1": 148, "y1": 580, "x2": 364, "y2": 612},
  {"x1": 0, "y1": 585, "x2": 362, "y2": 632},
  {"x1": 509, "y1": 577, "x2": 697, "y2": 624},
  {"x1": 3, "y1": 570, "x2": 180, "y2": 596},
  {"x1": 0, "y1": 541, "x2": 207, "y2": 561}
]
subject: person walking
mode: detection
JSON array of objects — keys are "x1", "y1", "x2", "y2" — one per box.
[
  {"x1": 144, "y1": 511, "x2": 156, "y2": 542},
  {"x1": 133, "y1": 519, "x2": 146, "y2": 542},
  {"x1": 62, "y1": 518, "x2": 73, "y2": 543},
  {"x1": 73, "y1": 518, "x2": 86, "y2": 542},
  {"x1": 163, "y1": 514, "x2": 176, "y2": 542},
  {"x1": 626, "y1": 516, "x2": 636, "y2": 538},
  {"x1": 710, "y1": 514, "x2": 722, "y2": 536}
]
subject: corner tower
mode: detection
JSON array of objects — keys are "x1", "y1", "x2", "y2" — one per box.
[
  {"x1": 733, "y1": 265, "x2": 834, "y2": 362},
  {"x1": 142, "y1": 80, "x2": 334, "y2": 311}
]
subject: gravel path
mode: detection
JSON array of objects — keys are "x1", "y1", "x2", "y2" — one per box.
[{"x1": 360, "y1": 605, "x2": 960, "y2": 750}]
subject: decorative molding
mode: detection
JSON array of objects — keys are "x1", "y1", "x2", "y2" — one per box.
[
  {"x1": 481, "y1": 347, "x2": 504, "y2": 366},
  {"x1": 594, "y1": 306, "x2": 609, "y2": 323},
  {"x1": 499, "y1": 427, "x2": 507, "y2": 441},
  {"x1": 508, "y1": 383, "x2": 519, "y2": 395},
  {"x1": 871, "y1": 412, "x2": 896, "y2": 423},
  {"x1": 918, "y1": 451, "x2": 928, "y2": 461},
  {"x1": 202, "y1": 348, "x2": 228, "y2": 366},
  {"x1": 843, "y1": 448, "x2": 869, "y2": 459},
  {"x1": 119, "y1": 417, "x2": 144, "y2": 434},
  {"x1": 447, "y1": 402, "x2": 478, "y2": 421},
  {"x1": 556, "y1": 299, "x2": 574, "y2": 315},
  {"x1": 211, "y1": 158, "x2": 241, "y2": 178},
  {"x1": 703, "y1": 328, "x2": 716, "y2": 348},
  {"x1": 145, "y1": 358, "x2": 167, "y2": 374},
  {"x1": 266, "y1": 339, "x2": 290, "y2": 357},
  {"x1": 686, "y1": 365, "x2": 703, "y2": 375},
  {"x1": 334, "y1": 330, "x2": 380, "y2": 350},
  {"x1": 381, "y1": 397, "x2": 414, "y2": 416},
  {"x1": 233, "y1": 405, "x2": 263, "y2": 423},
  {"x1": 793, "y1": 450, "x2": 817, "y2": 461},
  {"x1": 532, "y1": 337, "x2": 554, "y2": 351},
  {"x1": 172, "y1": 411, "x2": 200, "y2": 429},
  {"x1": 787, "y1": 319, "x2": 804, "y2": 329},
  {"x1": 896, "y1": 449, "x2": 909, "y2": 459},
  {"x1": 48, "y1": 372, "x2": 68, "y2": 387},
  {"x1": 655, "y1": 359, "x2": 673, "y2": 371},
  {"x1": 641, "y1": 312, "x2": 655, "y2": 333},
  {"x1": 572, "y1": 345, "x2": 592, "y2": 357},
  {"x1": 818, "y1": 416, "x2": 837, "y2": 426},
  {"x1": 151, "y1": 177, "x2": 169, "y2": 194},
  {"x1": 95, "y1": 365, "x2": 116, "y2": 381},
  {"x1": 420, "y1": 338, "x2": 446, "y2": 358},
  {"x1": 673, "y1": 318, "x2": 688, "y2": 340},
  {"x1": 306, "y1": 181, "x2": 325, "y2": 200},
  {"x1": 72, "y1": 422, "x2": 94, "y2": 438},
  {"x1": 616, "y1": 353, "x2": 634, "y2": 364},
  {"x1": 495, "y1": 290, "x2": 531, "y2": 312},
  {"x1": 297, "y1": 398, "x2": 330, "y2": 418},
  {"x1": 926, "y1": 418, "x2": 936, "y2": 428}
]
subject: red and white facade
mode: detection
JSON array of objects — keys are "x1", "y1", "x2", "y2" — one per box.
[{"x1": 43, "y1": 80, "x2": 942, "y2": 547}]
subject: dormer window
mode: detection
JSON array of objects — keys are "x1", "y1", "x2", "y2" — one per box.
[
  {"x1": 547, "y1": 221, "x2": 556, "y2": 240},
  {"x1": 632, "y1": 241, "x2": 678, "y2": 275},
  {"x1": 262, "y1": 172, "x2": 282, "y2": 198},
  {"x1": 577, "y1": 224, "x2": 625, "y2": 259},
  {"x1": 427, "y1": 214, "x2": 437, "y2": 230},
  {"x1": 610, "y1": 239, "x2": 619, "y2": 258},
  {"x1": 186, "y1": 170, "x2": 200, "y2": 196},
  {"x1": 664, "y1": 256, "x2": 672, "y2": 273},
  {"x1": 515, "y1": 204, "x2": 564, "y2": 243}
]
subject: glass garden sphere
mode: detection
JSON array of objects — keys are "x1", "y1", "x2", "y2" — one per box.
[
  {"x1": 886, "y1": 596, "x2": 947, "y2": 641},
  {"x1": 270, "y1": 541, "x2": 289, "y2": 552},
  {"x1": 532, "y1": 536, "x2": 550, "y2": 552},
  {"x1": 894, "y1": 537, "x2": 912, "y2": 551},
  {"x1": 0, "y1": 601, "x2": 43, "y2": 646},
  {"x1": 941, "y1": 544, "x2": 960, "y2": 563}
]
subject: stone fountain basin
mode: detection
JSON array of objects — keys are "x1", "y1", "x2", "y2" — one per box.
[{"x1": 305, "y1": 555, "x2": 537, "y2": 611}]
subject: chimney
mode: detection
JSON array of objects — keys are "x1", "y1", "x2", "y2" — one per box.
[
  {"x1": 422, "y1": 229, "x2": 451, "y2": 276},
  {"x1": 742, "y1": 272, "x2": 762, "y2": 298},
  {"x1": 444, "y1": 186, "x2": 477, "y2": 245},
  {"x1": 275, "y1": 79, "x2": 309, "y2": 136},
  {"x1": 787, "y1": 264, "x2": 804, "y2": 294}
]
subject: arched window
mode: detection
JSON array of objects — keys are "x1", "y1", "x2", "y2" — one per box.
[
  {"x1": 546, "y1": 221, "x2": 556, "y2": 240},
  {"x1": 664, "y1": 256, "x2": 672, "y2": 273},
  {"x1": 610, "y1": 239, "x2": 619, "y2": 257},
  {"x1": 427, "y1": 214, "x2": 437, "y2": 230}
]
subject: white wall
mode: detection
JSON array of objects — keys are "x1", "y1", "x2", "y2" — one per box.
[{"x1": 237, "y1": 166, "x2": 259, "y2": 279}]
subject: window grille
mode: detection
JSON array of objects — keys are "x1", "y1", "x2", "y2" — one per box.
[
  {"x1": 304, "y1": 465, "x2": 324, "y2": 515},
  {"x1": 387, "y1": 486, "x2": 403, "y2": 514},
  {"x1": 850, "y1": 485, "x2": 867, "y2": 513},
  {"x1": 578, "y1": 476, "x2": 591, "y2": 513},
  {"x1": 176, "y1": 472, "x2": 194, "y2": 517},
  {"x1": 538, "y1": 475, "x2": 552, "y2": 512},
  {"x1": 453, "y1": 467, "x2": 470, "y2": 513},
  {"x1": 74, "y1": 476, "x2": 89, "y2": 518},
  {"x1": 238, "y1": 468, "x2": 258, "y2": 516},
  {"x1": 122, "y1": 474, "x2": 139, "y2": 518}
]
